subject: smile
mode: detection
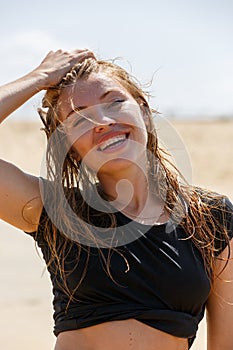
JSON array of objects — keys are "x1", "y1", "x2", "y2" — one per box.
[{"x1": 98, "y1": 134, "x2": 128, "y2": 151}]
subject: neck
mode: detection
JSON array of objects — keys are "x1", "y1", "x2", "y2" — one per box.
[
  {"x1": 97, "y1": 162, "x2": 164, "y2": 219},
  {"x1": 100, "y1": 172, "x2": 148, "y2": 211}
]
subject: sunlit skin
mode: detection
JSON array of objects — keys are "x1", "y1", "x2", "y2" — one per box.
[{"x1": 55, "y1": 319, "x2": 188, "y2": 350}]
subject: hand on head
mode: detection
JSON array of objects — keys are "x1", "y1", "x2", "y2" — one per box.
[{"x1": 34, "y1": 48, "x2": 96, "y2": 90}]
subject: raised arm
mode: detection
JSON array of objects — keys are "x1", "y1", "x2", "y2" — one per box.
[
  {"x1": 0, "y1": 49, "x2": 94, "y2": 123},
  {"x1": 0, "y1": 49, "x2": 95, "y2": 232}
]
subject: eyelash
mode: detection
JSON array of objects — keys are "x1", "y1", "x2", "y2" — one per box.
[
  {"x1": 110, "y1": 98, "x2": 125, "y2": 106},
  {"x1": 73, "y1": 118, "x2": 85, "y2": 127},
  {"x1": 114, "y1": 98, "x2": 125, "y2": 102}
]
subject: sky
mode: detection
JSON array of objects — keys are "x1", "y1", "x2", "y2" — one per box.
[{"x1": 0, "y1": 0, "x2": 233, "y2": 120}]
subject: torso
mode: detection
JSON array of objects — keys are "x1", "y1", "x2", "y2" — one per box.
[
  {"x1": 33, "y1": 205, "x2": 210, "y2": 350},
  {"x1": 54, "y1": 319, "x2": 188, "y2": 350},
  {"x1": 29, "y1": 188, "x2": 233, "y2": 350}
]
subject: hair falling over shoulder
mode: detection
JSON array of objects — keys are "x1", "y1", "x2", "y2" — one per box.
[{"x1": 37, "y1": 57, "x2": 232, "y2": 300}]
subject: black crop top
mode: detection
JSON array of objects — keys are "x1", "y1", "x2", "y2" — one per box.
[{"x1": 28, "y1": 195, "x2": 233, "y2": 349}]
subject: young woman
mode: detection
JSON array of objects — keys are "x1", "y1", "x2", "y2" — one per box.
[{"x1": 0, "y1": 49, "x2": 233, "y2": 350}]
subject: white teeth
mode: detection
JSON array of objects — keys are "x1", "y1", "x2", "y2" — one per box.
[{"x1": 99, "y1": 134, "x2": 127, "y2": 151}]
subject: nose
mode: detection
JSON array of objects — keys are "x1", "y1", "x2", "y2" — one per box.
[
  {"x1": 92, "y1": 106, "x2": 116, "y2": 133},
  {"x1": 94, "y1": 120, "x2": 116, "y2": 133}
]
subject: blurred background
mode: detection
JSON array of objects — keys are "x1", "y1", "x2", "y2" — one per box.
[{"x1": 0, "y1": 1, "x2": 233, "y2": 349}]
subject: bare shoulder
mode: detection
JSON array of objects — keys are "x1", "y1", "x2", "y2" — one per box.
[{"x1": 0, "y1": 159, "x2": 43, "y2": 232}]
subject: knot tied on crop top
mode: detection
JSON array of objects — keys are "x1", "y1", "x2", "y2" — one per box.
[{"x1": 27, "y1": 190, "x2": 233, "y2": 349}]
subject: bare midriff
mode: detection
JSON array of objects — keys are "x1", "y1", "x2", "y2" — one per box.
[{"x1": 54, "y1": 319, "x2": 188, "y2": 350}]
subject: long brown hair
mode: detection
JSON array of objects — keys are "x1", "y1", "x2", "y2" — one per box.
[{"x1": 38, "y1": 57, "x2": 231, "y2": 299}]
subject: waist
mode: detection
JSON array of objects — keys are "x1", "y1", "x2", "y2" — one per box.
[
  {"x1": 55, "y1": 319, "x2": 188, "y2": 350},
  {"x1": 54, "y1": 302, "x2": 200, "y2": 340}
]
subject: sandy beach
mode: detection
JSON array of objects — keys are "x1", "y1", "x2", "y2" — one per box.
[{"x1": 0, "y1": 119, "x2": 233, "y2": 349}]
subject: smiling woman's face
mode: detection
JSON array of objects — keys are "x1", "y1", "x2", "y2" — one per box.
[{"x1": 58, "y1": 72, "x2": 149, "y2": 176}]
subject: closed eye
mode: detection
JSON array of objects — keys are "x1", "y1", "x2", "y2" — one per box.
[
  {"x1": 112, "y1": 98, "x2": 125, "y2": 104},
  {"x1": 73, "y1": 115, "x2": 86, "y2": 127},
  {"x1": 65, "y1": 112, "x2": 88, "y2": 129},
  {"x1": 108, "y1": 99, "x2": 126, "y2": 109},
  {"x1": 72, "y1": 106, "x2": 96, "y2": 124}
]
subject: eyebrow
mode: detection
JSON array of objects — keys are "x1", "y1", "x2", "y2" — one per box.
[{"x1": 66, "y1": 90, "x2": 121, "y2": 118}]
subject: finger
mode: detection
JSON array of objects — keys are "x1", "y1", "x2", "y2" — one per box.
[
  {"x1": 72, "y1": 48, "x2": 96, "y2": 59},
  {"x1": 72, "y1": 48, "x2": 90, "y2": 53}
]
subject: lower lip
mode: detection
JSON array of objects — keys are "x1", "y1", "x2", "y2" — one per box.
[{"x1": 98, "y1": 137, "x2": 128, "y2": 153}]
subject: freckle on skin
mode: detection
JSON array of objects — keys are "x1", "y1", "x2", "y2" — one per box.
[{"x1": 129, "y1": 332, "x2": 133, "y2": 346}]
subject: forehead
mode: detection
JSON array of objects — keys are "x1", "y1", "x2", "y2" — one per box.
[{"x1": 58, "y1": 73, "x2": 128, "y2": 116}]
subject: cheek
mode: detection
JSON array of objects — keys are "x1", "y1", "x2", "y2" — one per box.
[
  {"x1": 72, "y1": 141, "x2": 101, "y2": 171},
  {"x1": 120, "y1": 106, "x2": 148, "y2": 140},
  {"x1": 64, "y1": 120, "x2": 93, "y2": 147},
  {"x1": 71, "y1": 136, "x2": 91, "y2": 159},
  {"x1": 64, "y1": 123, "x2": 93, "y2": 161},
  {"x1": 141, "y1": 130, "x2": 148, "y2": 148},
  {"x1": 132, "y1": 123, "x2": 148, "y2": 147}
]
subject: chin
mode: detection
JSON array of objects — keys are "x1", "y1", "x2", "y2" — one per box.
[{"x1": 96, "y1": 158, "x2": 141, "y2": 176}]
